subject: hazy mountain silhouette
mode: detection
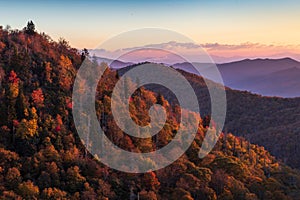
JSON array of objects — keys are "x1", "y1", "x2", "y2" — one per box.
[
  {"x1": 173, "y1": 58, "x2": 300, "y2": 97},
  {"x1": 95, "y1": 57, "x2": 133, "y2": 69}
]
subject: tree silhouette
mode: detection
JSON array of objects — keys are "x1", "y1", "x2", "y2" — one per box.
[
  {"x1": 81, "y1": 48, "x2": 89, "y2": 62},
  {"x1": 24, "y1": 20, "x2": 35, "y2": 35}
]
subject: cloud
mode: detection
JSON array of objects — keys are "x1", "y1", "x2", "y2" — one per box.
[
  {"x1": 89, "y1": 41, "x2": 300, "y2": 64},
  {"x1": 203, "y1": 43, "x2": 300, "y2": 63}
]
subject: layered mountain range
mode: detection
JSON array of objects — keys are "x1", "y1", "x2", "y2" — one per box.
[{"x1": 174, "y1": 57, "x2": 300, "y2": 98}]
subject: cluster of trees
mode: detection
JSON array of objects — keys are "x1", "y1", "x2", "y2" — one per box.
[
  {"x1": 0, "y1": 22, "x2": 300, "y2": 199},
  {"x1": 144, "y1": 68, "x2": 300, "y2": 169}
]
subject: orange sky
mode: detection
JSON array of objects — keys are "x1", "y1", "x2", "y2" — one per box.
[{"x1": 1, "y1": 0, "x2": 300, "y2": 62}]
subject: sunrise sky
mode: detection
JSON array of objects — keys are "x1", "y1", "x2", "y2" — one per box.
[{"x1": 1, "y1": 0, "x2": 300, "y2": 62}]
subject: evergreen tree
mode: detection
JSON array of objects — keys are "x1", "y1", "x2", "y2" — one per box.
[{"x1": 24, "y1": 21, "x2": 35, "y2": 35}]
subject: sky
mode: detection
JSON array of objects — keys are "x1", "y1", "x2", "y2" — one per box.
[{"x1": 1, "y1": 0, "x2": 300, "y2": 61}]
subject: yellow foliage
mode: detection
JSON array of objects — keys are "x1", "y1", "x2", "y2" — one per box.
[
  {"x1": 31, "y1": 107, "x2": 38, "y2": 119},
  {"x1": 9, "y1": 83, "x2": 19, "y2": 99},
  {"x1": 16, "y1": 118, "x2": 38, "y2": 139},
  {"x1": 24, "y1": 108, "x2": 29, "y2": 117},
  {"x1": 58, "y1": 55, "x2": 74, "y2": 90}
]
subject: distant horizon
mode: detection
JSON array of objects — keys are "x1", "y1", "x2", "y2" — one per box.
[
  {"x1": 88, "y1": 41, "x2": 300, "y2": 64},
  {"x1": 3, "y1": 23, "x2": 300, "y2": 63},
  {"x1": 92, "y1": 54, "x2": 300, "y2": 65},
  {"x1": 2, "y1": 22, "x2": 300, "y2": 64},
  {"x1": 1, "y1": 0, "x2": 300, "y2": 49}
]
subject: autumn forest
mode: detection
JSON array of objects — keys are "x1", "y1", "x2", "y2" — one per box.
[{"x1": 0, "y1": 21, "x2": 300, "y2": 200}]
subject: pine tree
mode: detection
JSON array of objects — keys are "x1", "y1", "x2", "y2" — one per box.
[
  {"x1": 24, "y1": 21, "x2": 35, "y2": 35},
  {"x1": 156, "y1": 93, "x2": 164, "y2": 105}
]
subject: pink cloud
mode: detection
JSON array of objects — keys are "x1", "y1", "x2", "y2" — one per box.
[{"x1": 90, "y1": 41, "x2": 300, "y2": 64}]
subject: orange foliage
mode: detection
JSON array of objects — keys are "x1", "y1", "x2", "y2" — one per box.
[
  {"x1": 45, "y1": 62, "x2": 52, "y2": 83},
  {"x1": 58, "y1": 55, "x2": 74, "y2": 90},
  {"x1": 0, "y1": 41, "x2": 5, "y2": 52}
]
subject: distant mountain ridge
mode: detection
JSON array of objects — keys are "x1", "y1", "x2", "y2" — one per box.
[
  {"x1": 99, "y1": 56, "x2": 300, "y2": 97},
  {"x1": 94, "y1": 57, "x2": 133, "y2": 69},
  {"x1": 173, "y1": 57, "x2": 300, "y2": 97}
]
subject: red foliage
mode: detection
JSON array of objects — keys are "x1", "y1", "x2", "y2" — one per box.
[
  {"x1": 31, "y1": 88, "x2": 44, "y2": 107},
  {"x1": 66, "y1": 98, "x2": 72, "y2": 109},
  {"x1": 8, "y1": 70, "x2": 19, "y2": 84},
  {"x1": 55, "y1": 125, "x2": 61, "y2": 132},
  {"x1": 13, "y1": 120, "x2": 19, "y2": 127}
]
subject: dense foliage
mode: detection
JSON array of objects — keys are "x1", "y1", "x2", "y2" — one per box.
[
  {"x1": 125, "y1": 66, "x2": 300, "y2": 169},
  {"x1": 0, "y1": 24, "x2": 300, "y2": 199}
]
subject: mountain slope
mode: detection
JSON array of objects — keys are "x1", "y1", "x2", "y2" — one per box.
[
  {"x1": 236, "y1": 67, "x2": 300, "y2": 97},
  {"x1": 174, "y1": 58, "x2": 300, "y2": 97},
  {"x1": 0, "y1": 25, "x2": 300, "y2": 199},
  {"x1": 119, "y1": 64, "x2": 300, "y2": 169}
]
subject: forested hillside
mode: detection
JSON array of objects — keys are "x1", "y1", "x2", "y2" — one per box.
[
  {"x1": 178, "y1": 69, "x2": 300, "y2": 169},
  {"x1": 122, "y1": 65, "x2": 300, "y2": 169},
  {"x1": 0, "y1": 23, "x2": 300, "y2": 199}
]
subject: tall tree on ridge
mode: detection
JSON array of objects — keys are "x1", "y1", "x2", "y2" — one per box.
[{"x1": 24, "y1": 21, "x2": 35, "y2": 35}]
